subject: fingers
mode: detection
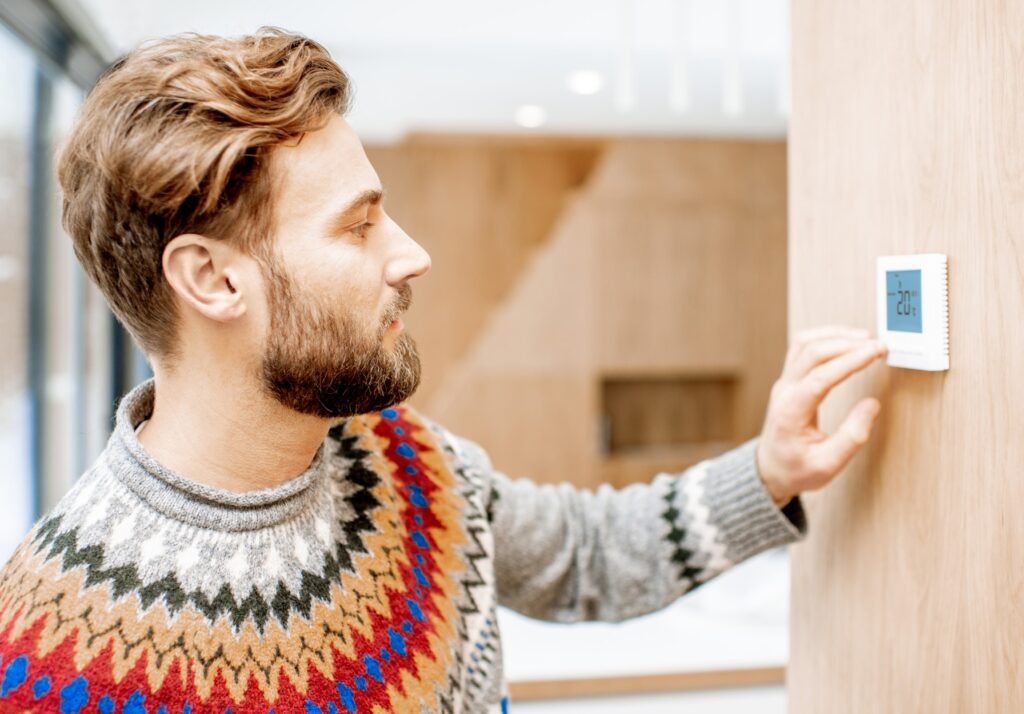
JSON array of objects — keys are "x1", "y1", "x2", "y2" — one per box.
[
  {"x1": 807, "y1": 397, "x2": 882, "y2": 479},
  {"x1": 793, "y1": 325, "x2": 870, "y2": 344},
  {"x1": 759, "y1": 329, "x2": 887, "y2": 498},
  {"x1": 785, "y1": 337, "x2": 870, "y2": 382},
  {"x1": 783, "y1": 326, "x2": 871, "y2": 377},
  {"x1": 792, "y1": 341, "x2": 887, "y2": 414}
]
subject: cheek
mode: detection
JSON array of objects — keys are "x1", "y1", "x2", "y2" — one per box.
[
  {"x1": 287, "y1": 248, "x2": 386, "y2": 319},
  {"x1": 296, "y1": 257, "x2": 354, "y2": 295},
  {"x1": 324, "y1": 275, "x2": 386, "y2": 332}
]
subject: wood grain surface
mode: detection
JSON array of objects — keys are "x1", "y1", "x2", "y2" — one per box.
[
  {"x1": 789, "y1": 1, "x2": 1024, "y2": 711},
  {"x1": 385, "y1": 137, "x2": 787, "y2": 489},
  {"x1": 509, "y1": 666, "x2": 785, "y2": 701}
]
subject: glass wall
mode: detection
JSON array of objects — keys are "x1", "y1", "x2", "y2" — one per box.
[
  {"x1": 0, "y1": 20, "x2": 116, "y2": 562},
  {"x1": 40, "y1": 72, "x2": 115, "y2": 513},
  {"x1": 0, "y1": 23, "x2": 36, "y2": 561}
]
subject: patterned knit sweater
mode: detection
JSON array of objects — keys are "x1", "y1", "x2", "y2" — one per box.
[{"x1": 0, "y1": 380, "x2": 805, "y2": 713}]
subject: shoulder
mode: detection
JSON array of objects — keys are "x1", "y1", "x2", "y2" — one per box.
[
  {"x1": 320, "y1": 406, "x2": 501, "y2": 529},
  {"x1": 326, "y1": 405, "x2": 487, "y2": 466},
  {"x1": 0, "y1": 476, "x2": 97, "y2": 626},
  {"x1": 324, "y1": 405, "x2": 497, "y2": 496},
  {"x1": 389, "y1": 407, "x2": 500, "y2": 521},
  {"x1": 392, "y1": 405, "x2": 495, "y2": 478}
]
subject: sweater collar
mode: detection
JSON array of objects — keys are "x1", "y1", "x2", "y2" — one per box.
[{"x1": 105, "y1": 379, "x2": 327, "y2": 532}]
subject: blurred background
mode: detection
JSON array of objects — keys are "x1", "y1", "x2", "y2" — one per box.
[{"x1": 0, "y1": 1, "x2": 790, "y2": 711}]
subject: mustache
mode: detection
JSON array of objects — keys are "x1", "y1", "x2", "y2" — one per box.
[{"x1": 382, "y1": 283, "x2": 413, "y2": 326}]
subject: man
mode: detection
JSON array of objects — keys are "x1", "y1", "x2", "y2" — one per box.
[{"x1": 0, "y1": 29, "x2": 886, "y2": 714}]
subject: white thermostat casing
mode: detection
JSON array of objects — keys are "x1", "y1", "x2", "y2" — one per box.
[{"x1": 876, "y1": 254, "x2": 949, "y2": 371}]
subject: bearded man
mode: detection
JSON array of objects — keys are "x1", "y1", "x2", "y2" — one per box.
[{"x1": 0, "y1": 29, "x2": 886, "y2": 714}]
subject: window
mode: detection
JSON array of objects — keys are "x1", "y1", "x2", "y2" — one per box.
[
  {"x1": 0, "y1": 18, "x2": 116, "y2": 561},
  {"x1": 0, "y1": 23, "x2": 38, "y2": 560}
]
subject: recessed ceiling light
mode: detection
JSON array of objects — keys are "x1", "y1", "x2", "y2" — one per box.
[
  {"x1": 566, "y1": 70, "x2": 604, "y2": 95},
  {"x1": 515, "y1": 104, "x2": 547, "y2": 128}
]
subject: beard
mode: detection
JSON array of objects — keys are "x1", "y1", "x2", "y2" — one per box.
[{"x1": 259, "y1": 260, "x2": 421, "y2": 418}]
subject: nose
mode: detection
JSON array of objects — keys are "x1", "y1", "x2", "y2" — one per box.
[{"x1": 385, "y1": 220, "x2": 431, "y2": 286}]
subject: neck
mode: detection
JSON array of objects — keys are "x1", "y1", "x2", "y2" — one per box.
[{"x1": 137, "y1": 361, "x2": 331, "y2": 493}]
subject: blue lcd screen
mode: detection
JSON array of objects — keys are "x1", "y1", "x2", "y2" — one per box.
[{"x1": 886, "y1": 270, "x2": 923, "y2": 333}]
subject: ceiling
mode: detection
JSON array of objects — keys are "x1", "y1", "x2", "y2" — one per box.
[{"x1": 75, "y1": 0, "x2": 790, "y2": 143}]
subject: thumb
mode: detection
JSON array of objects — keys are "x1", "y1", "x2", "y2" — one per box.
[
  {"x1": 843, "y1": 397, "x2": 882, "y2": 445},
  {"x1": 810, "y1": 397, "x2": 882, "y2": 480}
]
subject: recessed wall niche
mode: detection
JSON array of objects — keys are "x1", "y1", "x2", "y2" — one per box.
[{"x1": 600, "y1": 374, "x2": 738, "y2": 454}]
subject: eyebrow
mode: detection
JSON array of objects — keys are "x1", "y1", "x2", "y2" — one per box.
[{"x1": 326, "y1": 188, "x2": 385, "y2": 232}]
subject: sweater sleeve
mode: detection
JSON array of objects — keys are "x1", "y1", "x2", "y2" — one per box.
[{"x1": 444, "y1": 432, "x2": 807, "y2": 624}]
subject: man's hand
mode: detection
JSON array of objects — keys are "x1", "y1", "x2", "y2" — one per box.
[{"x1": 756, "y1": 326, "x2": 888, "y2": 507}]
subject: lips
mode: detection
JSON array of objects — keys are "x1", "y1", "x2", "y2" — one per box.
[
  {"x1": 380, "y1": 312, "x2": 403, "y2": 338},
  {"x1": 381, "y1": 285, "x2": 412, "y2": 334}
]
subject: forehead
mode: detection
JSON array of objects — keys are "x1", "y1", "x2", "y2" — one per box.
[{"x1": 270, "y1": 114, "x2": 380, "y2": 228}]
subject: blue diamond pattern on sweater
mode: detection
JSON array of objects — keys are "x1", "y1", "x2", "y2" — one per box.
[
  {"x1": 388, "y1": 627, "x2": 407, "y2": 657},
  {"x1": 337, "y1": 682, "x2": 356, "y2": 712},
  {"x1": 123, "y1": 690, "x2": 147, "y2": 714},
  {"x1": 32, "y1": 675, "x2": 50, "y2": 699},
  {"x1": 1, "y1": 655, "x2": 28, "y2": 697},
  {"x1": 59, "y1": 675, "x2": 89, "y2": 714},
  {"x1": 363, "y1": 655, "x2": 383, "y2": 684}
]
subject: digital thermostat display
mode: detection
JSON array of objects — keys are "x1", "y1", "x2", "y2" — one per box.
[
  {"x1": 885, "y1": 270, "x2": 922, "y2": 333},
  {"x1": 876, "y1": 254, "x2": 948, "y2": 372}
]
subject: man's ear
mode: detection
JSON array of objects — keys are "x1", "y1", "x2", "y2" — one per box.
[{"x1": 162, "y1": 234, "x2": 250, "y2": 323}]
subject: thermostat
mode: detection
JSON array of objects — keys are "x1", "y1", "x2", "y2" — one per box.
[{"x1": 876, "y1": 254, "x2": 949, "y2": 371}]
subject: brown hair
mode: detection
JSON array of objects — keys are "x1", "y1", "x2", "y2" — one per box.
[{"x1": 58, "y1": 28, "x2": 351, "y2": 359}]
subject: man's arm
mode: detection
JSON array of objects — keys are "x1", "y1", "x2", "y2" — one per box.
[
  {"x1": 449, "y1": 434, "x2": 804, "y2": 623},
  {"x1": 440, "y1": 327, "x2": 887, "y2": 623}
]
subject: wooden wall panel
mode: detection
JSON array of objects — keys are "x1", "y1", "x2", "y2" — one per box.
[
  {"x1": 789, "y1": 2, "x2": 1024, "y2": 711},
  {"x1": 427, "y1": 196, "x2": 600, "y2": 488},
  {"x1": 432, "y1": 373, "x2": 600, "y2": 489},
  {"x1": 366, "y1": 137, "x2": 601, "y2": 405},
  {"x1": 447, "y1": 198, "x2": 597, "y2": 375},
  {"x1": 585, "y1": 139, "x2": 787, "y2": 211},
  {"x1": 409, "y1": 137, "x2": 787, "y2": 487},
  {"x1": 588, "y1": 141, "x2": 788, "y2": 441},
  {"x1": 592, "y1": 206, "x2": 745, "y2": 374}
]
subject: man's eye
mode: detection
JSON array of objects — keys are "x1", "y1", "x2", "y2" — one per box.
[{"x1": 352, "y1": 221, "x2": 374, "y2": 238}]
